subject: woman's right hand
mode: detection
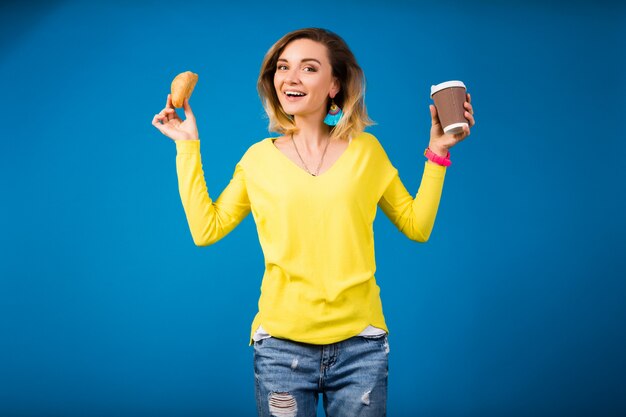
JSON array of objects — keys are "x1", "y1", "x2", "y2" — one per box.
[{"x1": 152, "y1": 94, "x2": 199, "y2": 141}]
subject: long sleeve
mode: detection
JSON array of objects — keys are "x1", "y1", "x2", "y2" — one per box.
[
  {"x1": 175, "y1": 139, "x2": 251, "y2": 246},
  {"x1": 378, "y1": 161, "x2": 446, "y2": 242}
]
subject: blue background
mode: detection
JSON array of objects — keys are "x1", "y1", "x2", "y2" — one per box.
[{"x1": 1, "y1": 1, "x2": 625, "y2": 416}]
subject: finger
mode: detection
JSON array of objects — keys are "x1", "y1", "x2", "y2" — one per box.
[
  {"x1": 165, "y1": 107, "x2": 178, "y2": 118},
  {"x1": 157, "y1": 108, "x2": 177, "y2": 123},
  {"x1": 166, "y1": 94, "x2": 173, "y2": 109},
  {"x1": 153, "y1": 115, "x2": 170, "y2": 129},
  {"x1": 153, "y1": 113, "x2": 165, "y2": 124},
  {"x1": 464, "y1": 101, "x2": 473, "y2": 114},
  {"x1": 465, "y1": 111, "x2": 475, "y2": 127},
  {"x1": 168, "y1": 109, "x2": 182, "y2": 123},
  {"x1": 467, "y1": 92, "x2": 471, "y2": 103},
  {"x1": 452, "y1": 131, "x2": 466, "y2": 143},
  {"x1": 183, "y1": 97, "x2": 195, "y2": 120},
  {"x1": 156, "y1": 108, "x2": 174, "y2": 122},
  {"x1": 429, "y1": 104, "x2": 440, "y2": 125},
  {"x1": 152, "y1": 114, "x2": 167, "y2": 131},
  {"x1": 157, "y1": 111, "x2": 170, "y2": 123}
]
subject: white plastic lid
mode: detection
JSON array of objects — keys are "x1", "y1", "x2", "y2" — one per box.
[
  {"x1": 443, "y1": 122, "x2": 468, "y2": 134},
  {"x1": 430, "y1": 80, "x2": 466, "y2": 97}
]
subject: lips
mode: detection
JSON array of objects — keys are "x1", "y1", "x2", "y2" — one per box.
[
  {"x1": 283, "y1": 90, "x2": 307, "y2": 102},
  {"x1": 284, "y1": 90, "x2": 307, "y2": 97}
]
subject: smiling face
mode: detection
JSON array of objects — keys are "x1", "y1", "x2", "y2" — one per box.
[{"x1": 273, "y1": 38, "x2": 340, "y2": 121}]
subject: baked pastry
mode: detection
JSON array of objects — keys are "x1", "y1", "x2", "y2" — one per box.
[{"x1": 170, "y1": 71, "x2": 198, "y2": 108}]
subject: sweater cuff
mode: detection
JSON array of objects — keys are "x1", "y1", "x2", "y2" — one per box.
[
  {"x1": 423, "y1": 160, "x2": 447, "y2": 179},
  {"x1": 175, "y1": 139, "x2": 200, "y2": 154}
]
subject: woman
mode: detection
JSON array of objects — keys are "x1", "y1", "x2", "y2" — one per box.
[{"x1": 152, "y1": 27, "x2": 474, "y2": 417}]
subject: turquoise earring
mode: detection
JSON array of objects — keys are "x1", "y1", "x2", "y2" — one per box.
[{"x1": 324, "y1": 100, "x2": 343, "y2": 126}]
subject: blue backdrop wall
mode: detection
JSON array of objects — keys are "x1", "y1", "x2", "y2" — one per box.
[{"x1": 1, "y1": 1, "x2": 624, "y2": 416}]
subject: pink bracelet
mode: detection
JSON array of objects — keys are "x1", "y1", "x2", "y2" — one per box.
[{"x1": 424, "y1": 147, "x2": 451, "y2": 167}]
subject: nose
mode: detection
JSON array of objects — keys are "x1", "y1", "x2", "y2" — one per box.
[{"x1": 284, "y1": 67, "x2": 300, "y2": 84}]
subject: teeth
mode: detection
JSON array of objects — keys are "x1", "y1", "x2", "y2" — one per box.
[{"x1": 285, "y1": 91, "x2": 306, "y2": 96}]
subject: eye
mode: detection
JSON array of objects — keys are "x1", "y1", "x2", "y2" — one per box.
[
  {"x1": 303, "y1": 66, "x2": 317, "y2": 72},
  {"x1": 277, "y1": 64, "x2": 288, "y2": 71}
]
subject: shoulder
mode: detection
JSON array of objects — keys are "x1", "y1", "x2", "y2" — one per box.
[
  {"x1": 239, "y1": 137, "x2": 276, "y2": 163},
  {"x1": 354, "y1": 130, "x2": 397, "y2": 172},
  {"x1": 352, "y1": 130, "x2": 388, "y2": 154}
]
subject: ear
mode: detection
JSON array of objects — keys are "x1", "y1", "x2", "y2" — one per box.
[{"x1": 329, "y1": 77, "x2": 340, "y2": 99}]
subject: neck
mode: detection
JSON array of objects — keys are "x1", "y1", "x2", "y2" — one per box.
[{"x1": 292, "y1": 113, "x2": 332, "y2": 152}]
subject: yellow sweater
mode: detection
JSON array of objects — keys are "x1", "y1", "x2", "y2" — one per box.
[{"x1": 175, "y1": 131, "x2": 446, "y2": 345}]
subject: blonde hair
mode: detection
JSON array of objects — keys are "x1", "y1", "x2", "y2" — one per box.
[{"x1": 257, "y1": 28, "x2": 374, "y2": 141}]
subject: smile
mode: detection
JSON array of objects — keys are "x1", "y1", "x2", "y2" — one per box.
[
  {"x1": 283, "y1": 91, "x2": 307, "y2": 102},
  {"x1": 284, "y1": 90, "x2": 307, "y2": 97}
]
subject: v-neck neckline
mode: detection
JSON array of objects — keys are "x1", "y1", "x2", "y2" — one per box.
[{"x1": 267, "y1": 136, "x2": 354, "y2": 179}]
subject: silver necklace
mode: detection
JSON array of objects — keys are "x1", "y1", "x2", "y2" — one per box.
[{"x1": 291, "y1": 133, "x2": 331, "y2": 176}]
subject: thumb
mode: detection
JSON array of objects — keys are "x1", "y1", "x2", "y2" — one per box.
[
  {"x1": 183, "y1": 97, "x2": 195, "y2": 120},
  {"x1": 429, "y1": 104, "x2": 440, "y2": 126}
]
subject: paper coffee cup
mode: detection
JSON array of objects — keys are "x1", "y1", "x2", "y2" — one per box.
[{"x1": 430, "y1": 80, "x2": 468, "y2": 134}]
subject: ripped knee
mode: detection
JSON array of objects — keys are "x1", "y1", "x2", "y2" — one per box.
[
  {"x1": 268, "y1": 391, "x2": 298, "y2": 417},
  {"x1": 361, "y1": 389, "x2": 371, "y2": 405}
]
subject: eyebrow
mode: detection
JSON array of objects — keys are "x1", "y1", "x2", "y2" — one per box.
[{"x1": 277, "y1": 58, "x2": 322, "y2": 65}]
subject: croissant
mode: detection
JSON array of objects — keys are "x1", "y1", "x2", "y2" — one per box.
[{"x1": 170, "y1": 71, "x2": 198, "y2": 108}]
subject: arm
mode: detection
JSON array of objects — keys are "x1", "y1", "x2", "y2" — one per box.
[
  {"x1": 175, "y1": 139, "x2": 251, "y2": 246},
  {"x1": 377, "y1": 90, "x2": 474, "y2": 241},
  {"x1": 378, "y1": 161, "x2": 446, "y2": 242}
]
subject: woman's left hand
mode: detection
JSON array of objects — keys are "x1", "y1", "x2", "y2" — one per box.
[{"x1": 428, "y1": 92, "x2": 475, "y2": 156}]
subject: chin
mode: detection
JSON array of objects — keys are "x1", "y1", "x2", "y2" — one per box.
[
  {"x1": 281, "y1": 105, "x2": 317, "y2": 118},
  {"x1": 280, "y1": 101, "x2": 301, "y2": 111}
]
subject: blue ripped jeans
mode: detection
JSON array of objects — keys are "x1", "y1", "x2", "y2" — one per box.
[{"x1": 253, "y1": 334, "x2": 389, "y2": 417}]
